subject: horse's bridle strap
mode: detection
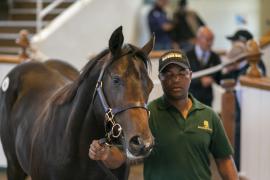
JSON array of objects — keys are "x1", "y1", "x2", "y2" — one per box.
[{"x1": 111, "y1": 103, "x2": 148, "y2": 115}]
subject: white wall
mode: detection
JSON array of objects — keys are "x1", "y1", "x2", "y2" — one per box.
[
  {"x1": 32, "y1": 0, "x2": 144, "y2": 70},
  {"x1": 240, "y1": 85, "x2": 270, "y2": 180},
  {"x1": 261, "y1": 44, "x2": 270, "y2": 77},
  {"x1": 138, "y1": 0, "x2": 261, "y2": 51},
  {"x1": 32, "y1": 0, "x2": 263, "y2": 69},
  {"x1": 183, "y1": 0, "x2": 260, "y2": 49}
]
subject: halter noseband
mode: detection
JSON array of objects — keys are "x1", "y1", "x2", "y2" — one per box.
[{"x1": 92, "y1": 48, "x2": 149, "y2": 145}]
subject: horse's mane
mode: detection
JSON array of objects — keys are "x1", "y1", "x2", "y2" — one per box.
[
  {"x1": 51, "y1": 44, "x2": 151, "y2": 105},
  {"x1": 52, "y1": 49, "x2": 110, "y2": 104}
]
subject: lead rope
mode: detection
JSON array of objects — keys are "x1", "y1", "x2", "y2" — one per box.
[
  {"x1": 96, "y1": 138, "x2": 130, "y2": 180},
  {"x1": 96, "y1": 138, "x2": 119, "y2": 180}
]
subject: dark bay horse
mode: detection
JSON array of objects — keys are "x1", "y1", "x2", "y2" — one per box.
[{"x1": 0, "y1": 26, "x2": 154, "y2": 180}]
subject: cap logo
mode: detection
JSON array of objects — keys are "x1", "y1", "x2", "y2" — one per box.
[
  {"x1": 161, "y1": 53, "x2": 182, "y2": 61},
  {"x1": 198, "y1": 120, "x2": 213, "y2": 132}
]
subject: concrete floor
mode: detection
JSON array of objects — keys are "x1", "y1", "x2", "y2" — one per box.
[{"x1": 0, "y1": 158, "x2": 222, "y2": 180}]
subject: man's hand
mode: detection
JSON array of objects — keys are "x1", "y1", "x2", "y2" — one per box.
[
  {"x1": 162, "y1": 22, "x2": 173, "y2": 32},
  {"x1": 89, "y1": 140, "x2": 110, "y2": 161},
  {"x1": 201, "y1": 76, "x2": 214, "y2": 87}
]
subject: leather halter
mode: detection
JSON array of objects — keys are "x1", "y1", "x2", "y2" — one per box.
[{"x1": 92, "y1": 47, "x2": 149, "y2": 145}]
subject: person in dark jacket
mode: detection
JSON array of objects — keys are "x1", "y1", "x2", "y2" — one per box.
[
  {"x1": 172, "y1": 0, "x2": 205, "y2": 51},
  {"x1": 147, "y1": 0, "x2": 174, "y2": 50},
  {"x1": 223, "y1": 29, "x2": 267, "y2": 170},
  {"x1": 224, "y1": 29, "x2": 266, "y2": 78},
  {"x1": 186, "y1": 26, "x2": 221, "y2": 107}
]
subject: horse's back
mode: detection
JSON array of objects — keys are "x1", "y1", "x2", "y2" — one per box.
[
  {"x1": 0, "y1": 60, "x2": 78, "y2": 174},
  {"x1": 44, "y1": 59, "x2": 79, "y2": 81}
]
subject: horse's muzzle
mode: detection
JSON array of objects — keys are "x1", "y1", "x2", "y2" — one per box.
[{"x1": 127, "y1": 135, "x2": 154, "y2": 158}]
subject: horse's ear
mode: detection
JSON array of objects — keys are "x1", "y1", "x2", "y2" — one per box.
[
  {"x1": 109, "y1": 26, "x2": 124, "y2": 56},
  {"x1": 141, "y1": 34, "x2": 155, "y2": 56}
]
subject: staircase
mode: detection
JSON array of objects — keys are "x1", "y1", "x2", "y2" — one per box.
[{"x1": 0, "y1": 0, "x2": 76, "y2": 55}]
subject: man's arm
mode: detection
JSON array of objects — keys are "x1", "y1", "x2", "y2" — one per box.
[
  {"x1": 89, "y1": 140, "x2": 126, "y2": 169},
  {"x1": 215, "y1": 155, "x2": 239, "y2": 180}
]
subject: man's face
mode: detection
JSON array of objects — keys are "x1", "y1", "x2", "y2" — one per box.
[
  {"x1": 159, "y1": 64, "x2": 192, "y2": 100},
  {"x1": 157, "y1": 0, "x2": 169, "y2": 7},
  {"x1": 197, "y1": 33, "x2": 214, "y2": 51},
  {"x1": 231, "y1": 40, "x2": 246, "y2": 46}
]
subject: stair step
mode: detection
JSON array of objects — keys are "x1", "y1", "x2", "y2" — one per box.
[
  {"x1": 0, "y1": 21, "x2": 42, "y2": 33},
  {"x1": 0, "y1": 33, "x2": 33, "y2": 46},
  {"x1": 14, "y1": 1, "x2": 74, "y2": 9},
  {"x1": 0, "y1": 26, "x2": 36, "y2": 33},
  {"x1": 0, "y1": 33, "x2": 33, "y2": 39},
  {"x1": 10, "y1": 13, "x2": 58, "y2": 21},
  {"x1": 0, "y1": 47, "x2": 21, "y2": 55},
  {"x1": 0, "y1": 0, "x2": 76, "y2": 52},
  {"x1": 0, "y1": 39, "x2": 17, "y2": 46},
  {"x1": 0, "y1": 33, "x2": 18, "y2": 39},
  {"x1": 9, "y1": 8, "x2": 64, "y2": 21},
  {"x1": 10, "y1": 8, "x2": 65, "y2": 14},
  {"x1": 0, "y1": 21, "x2": 49, "y2": 26},
  {"x1": 14, "y1": 0, "x2": 76, "y2": 2}
]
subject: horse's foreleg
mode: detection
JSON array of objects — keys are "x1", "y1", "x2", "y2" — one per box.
[{"x1": 6, "y1": 161, "x2": 27, "y2": 180}]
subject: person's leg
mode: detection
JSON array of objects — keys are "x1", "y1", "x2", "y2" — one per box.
[{"x1": 234, "y1": 95, "x2": 241, "y2": 170}]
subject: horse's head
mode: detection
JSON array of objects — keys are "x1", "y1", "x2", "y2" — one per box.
[{"x1": 94, "y1": 27, "x2": 155, "y2": 159}]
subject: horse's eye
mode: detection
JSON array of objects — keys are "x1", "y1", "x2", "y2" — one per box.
[{"x1": 112, "y1": 76, "x2": 121, "y2": 85}]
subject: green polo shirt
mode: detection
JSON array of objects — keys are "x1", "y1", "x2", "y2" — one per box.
[{"x1": 144, "y1": 94, "x2": 233, "y2": 180}]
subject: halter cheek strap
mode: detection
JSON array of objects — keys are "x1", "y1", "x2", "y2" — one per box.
[{"x1": 91, "y1": 51, "x2": 149, "y2": 145}]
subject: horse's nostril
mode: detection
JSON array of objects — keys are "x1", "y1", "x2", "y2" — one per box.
[{"x1": 130, "y1": 135, "x2": 143, "y2": 146}]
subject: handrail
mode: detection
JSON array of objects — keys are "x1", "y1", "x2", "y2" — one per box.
[
  {"x1": 0, "y1": 55, "x2": 21, "y2": 64},
  {"x1": 36, "y1": 0, "x2": 66, "y2": 32},
  {"x1": 240, "y1": 75, "x2": 270, "y2": 91}
]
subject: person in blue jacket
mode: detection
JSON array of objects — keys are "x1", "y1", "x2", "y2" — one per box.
[{"x1": 148, "y1": 0, "x2": 174, "y2": 50}]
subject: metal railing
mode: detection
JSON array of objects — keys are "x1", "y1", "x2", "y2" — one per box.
[{"x1": 36, "y1": 0, "x2": 66, "y2": 32}]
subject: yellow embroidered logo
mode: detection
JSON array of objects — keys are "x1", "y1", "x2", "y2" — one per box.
[
  {"x1": 161, "y1": 53, "x2": 182, "y2": 61},
  {"x1": 198, "y1": 120, "x2": 212, "y2": 132}
]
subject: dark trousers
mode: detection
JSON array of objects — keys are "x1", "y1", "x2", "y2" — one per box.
[{"x1": 234, "y1": 92, "x2": 241, "y2": 171}]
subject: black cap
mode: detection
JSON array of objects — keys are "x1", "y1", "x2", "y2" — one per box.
[
  {"x1": 226, "y1": 30, "x2": 253, "y2": 42},
  {"x1": 179, "y1": 0, "x2": 187, "y2": 7},
  {"x1": 159, "y1": 50, "x2": 190, "y2": 73}
]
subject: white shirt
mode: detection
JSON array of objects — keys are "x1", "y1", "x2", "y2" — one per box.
[{"x1": 195, "y1": 45, "x2": 210, "y2": 65}]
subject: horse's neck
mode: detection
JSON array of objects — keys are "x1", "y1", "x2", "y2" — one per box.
[{"x1": 63, "y1": 71, "x2": 104, "y2": 154}]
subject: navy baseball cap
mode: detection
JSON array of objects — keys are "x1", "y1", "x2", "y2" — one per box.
[
  {"x1": 159, "y1": 50, "x2": 190, "y2": 73},
  {"x1": 227, "y1": 30, "x2": 253, "y2": 42}
]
